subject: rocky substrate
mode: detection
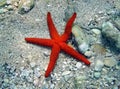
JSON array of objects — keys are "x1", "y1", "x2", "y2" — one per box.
[{"x1": 0, "y1": 0, "x2": 120, "y2": 89}]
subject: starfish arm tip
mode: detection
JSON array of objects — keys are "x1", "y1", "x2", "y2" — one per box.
[
  {"x1": 86, "y1": 61, "x2": 91, "y2": 65},
  {"x1": 45, "y1": 73, "x2": 49, "y2": 78},
  {"x1": 47, "y1": 12, "x2": 51, "y2": 17},
  {"x1": 25, "y1": 38, "x2": 29, "y2": 42},
  {"x1": 74, "y1": 12, "x2": 77, "y2": 16}
]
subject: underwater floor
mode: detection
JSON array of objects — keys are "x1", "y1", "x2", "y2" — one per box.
[{"x1": 0, "y1": 0, "x2": 120, "y2": 89}]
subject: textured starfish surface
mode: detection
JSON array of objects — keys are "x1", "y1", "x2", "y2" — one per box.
[{"x1": 25, "y1": 12, "x2": 90, "y2": 77}]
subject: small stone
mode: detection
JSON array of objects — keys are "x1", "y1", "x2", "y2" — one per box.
[
  {"x1": 30, "y1": 62, "x2": 36, "y2": 68},
  {"x1": 4, "y1": 78, "x2": 9, "y2": 83},
  {"x1": 6, "y1": 0, "x2": 11, "y2": 4},
  {"x1": 92, "y1": 43, "x2": 106, "y2": 55},
  {"x1": 27, "y1": 76, "x2": 33, "y2": 83},
  {"x1": 0, "y1": 8, "x2": 8, "y2": 14},
  {"x1": 7, "y1": 5, "x2": 13, "y2": 10},
  {"x1": 94, "y1": 71, "x2": 101, "y2": 78},
  {"x1": 35, "y1": 18, "x2": 40, "y2": 22},
  {"x1": 62, "y1": 71, "x2": 71, "y2": 76},
  {"x1": 76, "y1": 62, "x2": 82, "y2": 69},
  {"x1": 92, "y1": 29, "x2": 101, "y2": 35},
  {"x1": 84, "y1": 51, "x2": 93, "y2": 57},
  {"x1": 34, "y1": 67, "x2": 41, "y2": 77},
  {"x1": 78, "y1": 42, "x2": 89, "y2": 53},
  {"x1": 104, "y1": 57, "x2": 117, "y2": 67},
  {"x1": 75, "y1": 75, "x2": 87, "y2": 81},
  {"x1": 14, "y1": 2, "x2": 19, "y2": 7},
  {"x1": 20, "y1": 68, "x2": 33, "y2": 77},
  {"x1": 50, "y1": 84, "x2": 55, "y2": 89},
  {"x1": 33, "y1": 78, "x2": 39, "y2": 86},
  {"x1": 43, "y1": 51, "x2": 50, "y2": 57},
  {"x1": 95, "y1": 59, "x2": 104, "y2": 71}
]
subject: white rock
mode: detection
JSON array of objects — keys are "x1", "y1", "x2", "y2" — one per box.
[
  {"x1": 72, "y1": 25, "x2": 89, "y2": 53},
  {"x1": 75, "y1": 75, "x2": 87, "y2": 81},
  {"x1": 34, "y1": 67, "x2": 41, "y2": 77},
  {"x1": 85, "y1": 51, "x2": 93, "y2": 57},
  {"x1": 33, "y1": 78, "x2": 39, "y2": 86},
  {"x1": 50, "y1": 84, "x2": 55, "y2": 89},
  {"x1": 62, "y1": 71, "x2": 71, "y2": 76},
  {"x1": 92, "y1": 29, "x2": 101, "y2": 35},
  {"x1": 104, "y1": 58, "x2": 117, "y2": 67},
  {"x1": 95, "y1": 59, "x2": 104, "y2": 71},
  {"x1": 78, "y1": 42, "x2": 89, "y2": 53},
  {"x1": 76, "y1": 62, "x2": 82, "y2": 69},
  {"x1": 94, "y1": 71, "x2": 101, "y2": 78},
  {"x1": 30, "y1": 62, "x2": 36, "y2": 68}
]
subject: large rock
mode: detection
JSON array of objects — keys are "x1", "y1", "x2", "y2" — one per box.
[
  {"x1": 102, "y1": 21, "x2": 120, "y2": 49},
  {"x1": 72, "y1": 25, "x2": 89, "y2": 53}
]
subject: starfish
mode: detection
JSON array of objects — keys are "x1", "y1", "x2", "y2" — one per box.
[{"x1": 25, "y1": 12, "x2": 90, "y2": 77}]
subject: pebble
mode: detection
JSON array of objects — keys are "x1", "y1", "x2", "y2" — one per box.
[
  {"x1": 75, "y1": 75, "x2": 87, "y2": 81},
  {"x1": 75, "y1": 62, "x2": 82, "y2": 69},
  {"x1": 4, "y1": 78, "x2": 9, "y2": 83},
  {"x1": 94, "y1": 59, "x2": 104, "y2": 71},
  {"x1": 33, "y1": 78, "x2": 39, "y2": 86},
  {"x1": 20, "y1": 68, "x2": 33, "y2": 80},
  {"x1": 50, "y1": 83, "x2": 55, "y2": 89},
  {"x1": 84, "y1": 50, "x2": 93, "y2": 57},
  {"x1": 30, "y1": 61, "x2": 36, "y2": 68},
  {"x1": 78, "y1": 42, "x2": 89, "y2": 53},
  {"x1": 104, "y1": 57, "x2": 117, "y2": 67},
  {"x1": 94, "y1": 71, "x2": 101, "y2": 78},
  {"x1": 92, "y1": 43, "x2": 106, "y2": 55},
  {"x1": 34, "y1": 67, "x2": 41, "y2": 78},
  {"x1": 43, "y1": 51, "x2": 50, "y2": 57},
  {"x1": 92, "y1": 28, "x2": 101, "y2": 35},
  {"x1": 7, "y1": 5, "x2": 13, "y2": 10},
  {"x1": 62, "y1": 71, "x2": 71, "y2": 76},
  {"x1": 74, "y1": 75, "x2": 87, "y2": 88},
  {"x1": 87, "y1": 85, "x2": 98, "y2": 89},
  {"x1": 0, "y1": 8, "x2": 8, "y2": 14}
]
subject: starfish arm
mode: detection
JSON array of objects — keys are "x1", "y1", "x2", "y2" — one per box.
[
  {"x1": 47, "y1": 12, "x2": 60, "y2": 39},
  {"x1": 60, "y1": 43, "x2": 90, "y2": 65},
  {"x1": 25, "y1": 38, "x2": 54, "y2": 47},
  {"x1": 61, "y1": 13, "x2": 76, "y2": 42},
  {"x1": 45, "y1": 44, "x2": 60, "y2": 77}
]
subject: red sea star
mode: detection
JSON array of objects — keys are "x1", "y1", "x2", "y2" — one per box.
[{"x1": 25, "y1": 12, "x2": 90, "y2": 77}]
